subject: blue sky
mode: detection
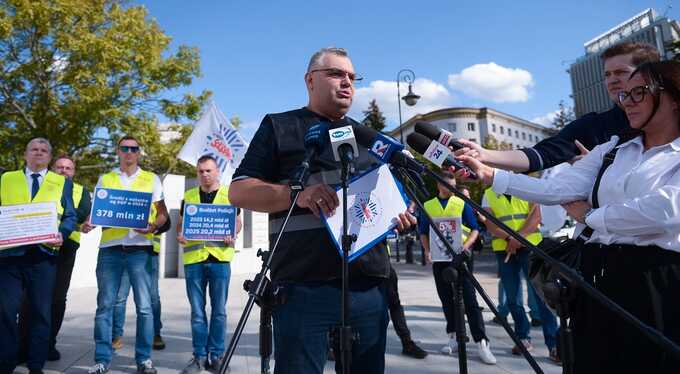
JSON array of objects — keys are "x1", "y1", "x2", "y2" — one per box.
[{"x1": 137, "y1": 0, "x2": 674, "y2": 140}]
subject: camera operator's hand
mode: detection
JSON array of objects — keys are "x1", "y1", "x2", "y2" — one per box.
[{"x1": 296, "y1": 184, "x2": 339, "y2": 218}]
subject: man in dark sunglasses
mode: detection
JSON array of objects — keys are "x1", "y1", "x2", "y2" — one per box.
[{"x1": 81, "y1": 135, "x2": 168, "y2": 374}]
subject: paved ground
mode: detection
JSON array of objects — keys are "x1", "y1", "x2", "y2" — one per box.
[{"x1": 15, "y1": 250, "x2": 562, "y2": 374}]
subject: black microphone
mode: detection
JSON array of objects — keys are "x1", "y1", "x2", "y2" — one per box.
[
  {"x1": 351, "y1": 124, "x2": 424, "y2": 173},
  {"x1": 289, "y1": 122, "x2": 330, "y2": 190},
  {"x1": 414, "y1": 121, "x2": 465, "y2": 151},
  {"x1": 406, "y1": 132, "x2": 478, "y2": 179}
]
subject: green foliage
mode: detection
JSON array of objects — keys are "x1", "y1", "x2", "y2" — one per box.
[
  {"x1": 552, "y1": 100, "x2": 575, "y2": 130},
  {"x1": 229, "y1": 115, "x2": 242, "y2": 130},
  {"x1": 0, "y1": 0, "x2": 210, "y2": 187},
  {"x1": 362, "y1": 99, "x2": 386, "y2": 132}
]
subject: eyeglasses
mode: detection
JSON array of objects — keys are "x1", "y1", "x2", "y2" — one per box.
[
  {"x1": 119, "y1": 146, "x2": 140, "y2": 153},
  {"x1": 309, "y1": 68, "x2": 363, "y2": 84},
  {"x1": 617, "y1": 85, "x2": 661, "y2": 104}
]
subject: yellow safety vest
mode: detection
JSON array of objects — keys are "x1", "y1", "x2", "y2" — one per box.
[
  {"x1": 0, "y1": 170, "x2": 66, "y2": 252},
  {"x1": 68, "y1": 182, "x2": 84, "y2": 243},
  {"x1": 483, "y1": 188, "x2": 542, "y2": 252},
  {"x1": 182, "y1": 185, "x2": 235, "y2": 265},
  {"x1": 99, "y1": 169, "x2": 158, "y2": 248},
  {"x1": 423, "y1": 196, "x2": 471, "y2": 260}
]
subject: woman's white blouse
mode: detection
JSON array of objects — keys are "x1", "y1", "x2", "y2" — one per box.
[{"x1": 492, "y1": 135, "x2": 680, "y2": 252}]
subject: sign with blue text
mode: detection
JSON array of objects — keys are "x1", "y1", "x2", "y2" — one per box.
[
  {"x1": 91, "y1": 188, "x2": 153, "y2": 229},
  {"x1": 182, "y1": 203, "x2": 236, "y2": 241}
]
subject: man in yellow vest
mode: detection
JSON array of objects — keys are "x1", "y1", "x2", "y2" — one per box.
[
  {"x1": 481, "y1": 188, "x2": 558, "y2": 360},
  {"x1": 176, "y1": 155, "x2": 241, "y2": 373},
  {"x1": 81, "y1": 135, "x2": 168, "y2": 374},
  {"x1": 418, "y1": 172, "x2": 496, "y2": 365},
  {"x1": 49, "y1": 155, "x2": 92, "y2": 360},
  {"x1": 0, "y1": 138, "x2": 77, "y2": 374}
]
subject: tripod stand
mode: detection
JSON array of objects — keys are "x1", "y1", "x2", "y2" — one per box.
[{"x1": 392, "y1": 166, "x2": 543, "y2": 373}]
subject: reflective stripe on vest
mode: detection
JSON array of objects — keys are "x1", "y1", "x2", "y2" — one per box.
[
  {"x1": 99, "y1": 170, "x2": 158, "y2": 248},
  {"x1": 483, "y1": 188, "x2": 542, "y2": 252},
  {"x1": 182, "y1": 185, "x2": 235, "y2": 265},
  {"x1": 68, "y1": 183, "x2": 84, "y2": 243},
  {"x1": 0, "y1": 170, "x2": 66, "y2": 252}
]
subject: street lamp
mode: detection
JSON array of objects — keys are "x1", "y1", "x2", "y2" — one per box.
[{"x1": 397, "y1": 69, "x2": 420, "y2": 144}]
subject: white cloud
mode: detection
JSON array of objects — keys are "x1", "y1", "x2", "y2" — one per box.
[
  {"x1": 532, "y1": 110, "x2": 559, "y2": 127},
  {"x1": 350, "y1": 78, "x2": 454, "y2": 128},
  {"x1": 447, "y1": 62, "x2": 534, "y2": 103}
]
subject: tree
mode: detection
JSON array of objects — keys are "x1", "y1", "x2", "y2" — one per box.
[
  {"x1": 362, "y1": 99, "x2": 386, "y2": 132},
  {"x1": 552, "y1": 100, "x2": 575, "y2": 130},
  {"x1": 229, "y1": 115, "x2": 242, "y2": 130},
  {"x1": 0, "y1": 1, "x2": 210, "y2": 186}
]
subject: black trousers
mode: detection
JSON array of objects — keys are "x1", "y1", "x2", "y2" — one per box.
[
  {"x1": 383, "y1": 266, "x2": 411, "y2": 343},
  {"x1": 573, "y1": 243, "x2": 680, "y2": 373},
  {"x1": 432, "y1": 258, "x2": 487, "y2": 342},
  {"x1": 0, "y1": 251, "x2": 57, "y2": 373}
]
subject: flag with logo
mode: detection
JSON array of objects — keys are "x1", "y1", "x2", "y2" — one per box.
[{"x1": 178, "y1": 101, "x2": 248, "y2": 183}]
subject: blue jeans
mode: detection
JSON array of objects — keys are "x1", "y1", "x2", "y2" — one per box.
[
  {"x1": 94, "y1": 249, "x2": 154, "y2": 365},
  {"x1": 496, "y1": 251, "x2": 558, "y2": 350},
  {"x1": 113, "y1": 255, "x2": 162, "y2": 337},
  {"x1": 273, "y1": 283, "x2": 388, "y2": 374},
  {"x1": 497, "y1": 276, "x2": 541, "y2": 320},
  {"x1": 184, "y1": 262, "x2": 231, "y2": 360}
]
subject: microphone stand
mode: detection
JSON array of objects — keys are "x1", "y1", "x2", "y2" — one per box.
[
  {"x1": 218, "y1": 164, "x2": 312, "y2": 374},
  {"x1": 392, "y1": 167, "x2": 543, "y2": 374},
  {"x1": 330, "y1": 149, "x2": 356, "y2": 374},
  {"x1": 392, "y1": 156, "x2": 680, "y2": 367}
]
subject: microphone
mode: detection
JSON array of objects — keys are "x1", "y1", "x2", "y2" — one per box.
[
  {"x1": 328, "y1": 124, "x2": 359, "y2": 165},
  {"x1": 414, "y1": 121, "x2": 465, "y2": 151},
  {"x1": 406, "y1": 132, "x2": 478, "y2": 179},
  {"x1": 289, "y1": 122, "x2": 329, "y2": 191},
  {"x1": 352, "y1": 124, "x2": 424, "y2": 173}
]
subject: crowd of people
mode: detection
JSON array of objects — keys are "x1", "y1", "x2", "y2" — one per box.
[{"x1": 1, "y1": 40, "x2": 679, "y2": 374}]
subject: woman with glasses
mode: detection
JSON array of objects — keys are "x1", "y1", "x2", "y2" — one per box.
[{"x1": 456, "y1": 60, "x2": 680, "y2": 372}]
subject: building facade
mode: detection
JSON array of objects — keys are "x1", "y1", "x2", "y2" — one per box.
[
  {"x1": 390, "y1": 107, "x2": 552, "y2": 150},
  {"x1": 569, "y1": 8, "x2": 680, "y2": 117}
]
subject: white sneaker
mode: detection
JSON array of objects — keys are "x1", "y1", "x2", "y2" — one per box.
[
  {"x1": 88, "y1": 363, "x2": 109, "y2": 374},
  {"x1": 477, "y1": 339, "x2": 497, "y2": 365},
  {"x1": 440, "y1": 334, "x2": 458, "y2": 355}
]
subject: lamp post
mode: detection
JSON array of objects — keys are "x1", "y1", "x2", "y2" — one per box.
[{"x1": 397, "y1": 69, "x2": 420, "y2": 144}]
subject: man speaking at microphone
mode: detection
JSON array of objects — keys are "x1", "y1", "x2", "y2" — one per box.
[{"x1": 229, "y1": 47, "x2": 415, "y2": 374}]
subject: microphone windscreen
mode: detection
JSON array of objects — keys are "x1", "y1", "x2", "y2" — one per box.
[
  {"x1": 351, "y1": 123, "x2": 379, "y2": 148},
  {"x1": 414, "y1": 122, "x2": 440, "y2": 139},
  {"x1": 303, "y1": 122, "x2": 330, "y2": 152},
  {"x1": 406, "y1": 132, "x2": 433, "y2": 155}
]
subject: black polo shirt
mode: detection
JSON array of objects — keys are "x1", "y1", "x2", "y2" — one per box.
[{"x1": 520, "y1": 106, "x2": 629, "y2": 172}]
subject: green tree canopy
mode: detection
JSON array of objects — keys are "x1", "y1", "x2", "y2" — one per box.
[
  {"x1": 552, "y1": 100, "x2": 575, "y2": 130},
  {"x1": 362, "y1": 99, "x2": 386, "y2": 132},
  {"x1": 0, "y1": 0, "x2": 210, "y2": 187}
]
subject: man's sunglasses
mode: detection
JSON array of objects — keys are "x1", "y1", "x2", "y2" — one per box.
[
  {"x1": 309, "y1": 68, "x2": 363, "y2": 84},
  {"x1": 119, "y1": 146, "x2": 140, "y2": 153}
]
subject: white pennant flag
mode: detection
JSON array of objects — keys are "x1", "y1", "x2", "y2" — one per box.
[{"x1": 178, "y1": 101, "x2": 249, "y2": 183}]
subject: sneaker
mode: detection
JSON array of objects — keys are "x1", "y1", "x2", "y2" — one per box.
[
  {"x1": 511, "y1": 339, "x2": 534, "y2": 355},
  {"x1": 180, "y1": 356, "x2": 203, "y2": 374},
  {"x1": 491, "y1": 315, "x2": 507, "y2": 325},
  {"x1": 88, "y1": 363, "x2": 109, "y2": 374},
  {"x1": 477, "y1": 339, "x2": 497, "y2": 365},
  {"x1": 47, "y1": 346, "x2": 61, "y2": 361},
  {"x1": 153, "y1": 335, "x2": 166, "y2": 350},
  {"x1": 136, "y1": 359, "x2": 157, "y2": 374},
  {"x1": 530, "y1": 318, "x2": 542, "y2": 327},
  {"x1": 112, "y1": 336, "x2": 123, "y2": 350},
  {"x1": 205, "y1": 355, "x2": 226, "y2": 372},
  {"x1": 549, "y1": 347, "x2": 562, "y2": 366},
  {"x1": 440, "y1": 334, "x2": 458, "y2": 355},
  {"x1": 401, "y1": 340, "x2": 428, "y2": 359}
]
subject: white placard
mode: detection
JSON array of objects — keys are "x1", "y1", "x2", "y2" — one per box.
[
  {"x1": 322, "y1": 164, "x2": 408, "y2": 261},
  {"x1": 0, "y1": 202, "x2": 59, "y2": 249},
  {"x1": 429, "y1": 217, "x2": 463, "y2": 262}
]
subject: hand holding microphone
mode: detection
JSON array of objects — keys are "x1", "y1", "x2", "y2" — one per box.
[
  {"x1": 413, "y1": 121, "x2": 492, "y2": 168},
  {"x1": 405, "y1": 132, "x2": 479, "y2": 180}
]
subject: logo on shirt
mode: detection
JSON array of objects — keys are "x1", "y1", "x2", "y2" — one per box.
[
  {"x1": 350, "y1": 192, "x2": 383, "y2": 227},
  {"x1": 96, "y1": 189, "x2": 108, "y2": 199}
]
